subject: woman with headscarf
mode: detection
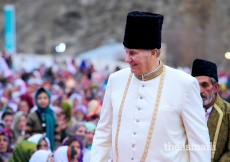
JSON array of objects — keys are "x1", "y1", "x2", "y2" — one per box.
[
  {"x1": 70, "y1": 93, "x2": 82, "y2": 108},
  {"x1": 66, "y1": 122, "x2": 86, "y2": 137},
  {"x1": 60, "y1": 101, "x2": 75, "y2": 143},
  {"x1": 85, "y1": 122, "x2": 96, "y2": 150},
  {"x1": 0, "y1": 129, "x2": 11, "y2": 162},
  {"x1": 25, "y1": 87, "x2": 60, "y2": 151},
  {"x1": 73, "y1": 105, "x2": 87, "y2": 121},
  {"x1": 20, "y1": 93, "x2": 34, "y2": 110},
  {"x1": 54, "y1": 146, "x2": 78, "y2": 162},
  {"x1": 62, "y1": 136, "x2": 83, "y2": 162},
  {"x1": 11, "y1": 111, "x2": 27, "y2": 145},
  {"x1": 29, "y1": 150, "x2": 53, "y2": 162},
  {"x1": 86, "y1": 100, "x2": 101, "y2": 124},
  {"x1": 65, "y1": 122, "x2": 88, "y2": 155},
  {"x1": 60, "y1": 101, "x2": 73, "y2": 125},
  {"x1": 17, "y1": 100, "x2": 30, "y2": 114},
  {"x1": 27, "y1": 134, "x2": 51, "y2": 152},
  {"x1": 9, "y1": 140, "x2": 36, "y2": 162}
]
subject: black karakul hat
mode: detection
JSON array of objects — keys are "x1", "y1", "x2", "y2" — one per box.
[
  {"x1": 191, "y1": 59, "x2": 218, "y2": 82},
  {"x1": 123, "y1": 11, "x2": 164, "y2": 49}
]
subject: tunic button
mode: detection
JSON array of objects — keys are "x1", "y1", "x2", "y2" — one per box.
[
  {"x1": 142, "y1": 85, "x2": 145, "y2": 87},
  {"x1": 138, "y1": 108, "x2": 141, "y2": 111},
  {"x1": 133, "y1": 132, "x2": 136, "y2": 135},
  {"x1": 42, "y1": 123, "x2": 46, "y2": 127},
  {"x1": 140, "y1": 97, "x2": 142, "y2": 99},
  {"x1": 132, "y1": 144, "x2": 135, "y2": 147},
  {"x1": 131, "y1": 157, "x2": 134, "y2": 160},
  {"x1": 136, "y1": 120, "x2": 139, "y2": 123}
]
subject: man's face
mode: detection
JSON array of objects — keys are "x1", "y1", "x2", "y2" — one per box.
[
  {"x1": 125, "y1": 48, "x2": 156, "y2": 75},
  {"x1": 195, "y1": 76, "x2": 219, "y2": 106}
]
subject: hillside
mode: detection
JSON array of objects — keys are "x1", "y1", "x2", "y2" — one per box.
[{"x1": 0, "y1": 0, "x2": 230, "y2": 69}]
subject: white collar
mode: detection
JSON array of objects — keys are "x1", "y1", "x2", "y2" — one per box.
[{"x1": 204, "y1": 106, "x2": 213, "y2": 113}]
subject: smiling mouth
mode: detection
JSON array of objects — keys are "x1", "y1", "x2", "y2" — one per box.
[{"x1": 130, "y1": 64, "x2": 137, "y2": 67}]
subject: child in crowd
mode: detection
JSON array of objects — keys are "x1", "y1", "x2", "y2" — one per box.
[{"x1": 25, "y1": 87, "x2": 60, "y2": 151}]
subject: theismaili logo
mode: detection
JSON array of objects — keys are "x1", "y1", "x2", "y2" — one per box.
[{"x1": 164, "y1": 142, "x2": 215, "y2": 151}]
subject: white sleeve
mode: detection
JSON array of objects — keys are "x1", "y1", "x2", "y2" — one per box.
[
  {"x1": 181, "y1": 78, "x2": 211, "y2": 162},
  {"x1": 90, "y1": 75, "x2": 113, "y2": 162}
]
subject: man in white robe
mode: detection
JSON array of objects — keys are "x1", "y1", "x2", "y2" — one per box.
[{"x1": 91, "y1": 11, "x2": 211, "y2": 162}]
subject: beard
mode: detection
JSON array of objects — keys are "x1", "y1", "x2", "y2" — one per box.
[{"x1": 200, "y1": 90, "x2": 215, "y2": 106}]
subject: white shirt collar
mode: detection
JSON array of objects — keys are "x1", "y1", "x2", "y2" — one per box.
[{"x1": 204, "y1": 106, "x2": 213, "y2": 113}]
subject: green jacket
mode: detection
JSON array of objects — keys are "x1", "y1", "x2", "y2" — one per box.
[{"x1": 208, "y1": 94, "x2": 230, "y2": 162}]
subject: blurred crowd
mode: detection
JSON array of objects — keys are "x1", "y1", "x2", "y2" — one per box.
[
  {"x1": 0, "y1": 53, "x2": 118, "y2": 162},
  {"x1": 0, "y1": 52, "x2": 229, "y2": 162}
]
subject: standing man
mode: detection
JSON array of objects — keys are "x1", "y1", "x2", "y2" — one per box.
[
  {"x1": 91, "y1": 11, "x2": 211, "y2": 162},
  {"x1": 191, "y1": 59, "x2": 230, "y2": 162}
]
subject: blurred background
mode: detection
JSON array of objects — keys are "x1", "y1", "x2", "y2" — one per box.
[
  {"x1": 0, "y1": 0, "x2": 230, "y2": 67},
  {"x1": 0, "y1": 1, "x2": 230, "y2": 162}
]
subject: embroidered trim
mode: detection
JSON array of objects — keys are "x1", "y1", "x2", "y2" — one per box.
[
  {"x1": 211, "y1": 103, "x2": 223, "y2": 161},
  {"x1": 115, "y1": 72, "x2": 133, "y2": 162},
  {"x1": 134, "y1": 60, "x2": 163, "y2": 81}
]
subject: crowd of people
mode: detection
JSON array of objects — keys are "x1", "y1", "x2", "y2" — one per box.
[{"x1": 0, "y1": 54, "x2": 117, "y2": 162}]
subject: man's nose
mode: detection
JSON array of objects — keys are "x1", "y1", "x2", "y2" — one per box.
[
  {"x1": 200, "y1": 87, "x2": 204, "y2": 94},
  {"x1": 125, "y1": 54, "x2": 131, "y2": 63}
]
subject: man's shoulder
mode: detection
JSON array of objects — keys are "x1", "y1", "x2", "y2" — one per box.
[
  {"x1": 216, "y1": 95, "x2": 230, "y2": 114},
  {"x1": 165, "y1": 65, "x2": 196, "y2": 83},
  {"x1": 110, "y1": 68, "x2": 131, "y2": 80}
]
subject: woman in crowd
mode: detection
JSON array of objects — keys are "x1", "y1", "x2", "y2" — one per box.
[
  {"x1": 1, "y1": 112, "x2": 13, "y2": 130},
  {"x1": 20, "y1": 93, "x2": 34, "y2": 110},
  {"x1": 25, "y1": 87, "x2": 60, "y2": 151},
  {"x1": 51, "y1": 95, "x2": 60, "y2": 107},
  {"x1": 86, "y1": 100, "x2": 101, "y2": 124},
  {"x1": 9, "y1": 140, "x2": 36, "y2": 162},
  {"x1": 27, "y1": 133, "x2": 51, "y2": 152},
  {"x1": 62, "y1": 136, "x2": 83, "y2": 162},
  {"x1": 60, "y1": 101, "x2": 73, "y2": 126},
  {"x1": 29, "y1": 150, "x2": 53, "y2": 162},
  {"x1": 17, "y1": 100, "x2": 30, "y2": 114},
  {"x1": 11, "y1": 111, "x2": 27, "y2": 145},
  {"x1": 53, "y1": 106, "x2": 68, "y2": 143},
  {"x1": 0, "y1": 129, "x2": 11, "y2": 162},
  {"x1": 1, "y1": 88, "x2": 17, "y2": 112},
  {"x1": 65, "y1": 122, "x2": 89, "y2": 157},
  {"x1": 37, "y1": 136, "x2": 51, "y2": 151},
  {"x1": 54, "y1": 146, "x2": 78, "y2": 162},
  {"x1": 66, "y1": 122, "x2": 86, "y2": 137},
  {"x1": 70, "y1": 93, "x2": 82, "y2": 108},
  {"x1": 73, "y1": 105, "x2": 87, "y2": 122},
  {"x1": 85, "y1": 122, "x2": 96, "y2": 150}
]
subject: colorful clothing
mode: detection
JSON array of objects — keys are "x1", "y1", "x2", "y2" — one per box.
[
  {"x1": 25, "y1": 88, "x2": 60, "y2": 150},
  {"x1": 62, "y1": 136, "x2": 83, "y2": 162},
  {"x1": 60, "y1": 101, "x2": 73, "y2": 125},
  {"x1": 9, "y1": 140, "x2": 36, "y2": 162},
  {"x1": 0, "y1": 129, "x2": 11, "y2": 162},
  {"x1": 11, "y1": 111, "x2": 26, "y2": 145},
  {"x1": 54, "y1": 146, "x2": 77, "y2": 162},
  {"x1": 29, "y1": 150, "x2": 52, "y2": 162}
]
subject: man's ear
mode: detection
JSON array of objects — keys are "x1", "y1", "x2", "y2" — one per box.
[
  {"x1": 213, "y1": 83, "x2": 219, "y2": 93},
  {"x1": 150, "y1": 49, "x2": 158, "y2": 57}
]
